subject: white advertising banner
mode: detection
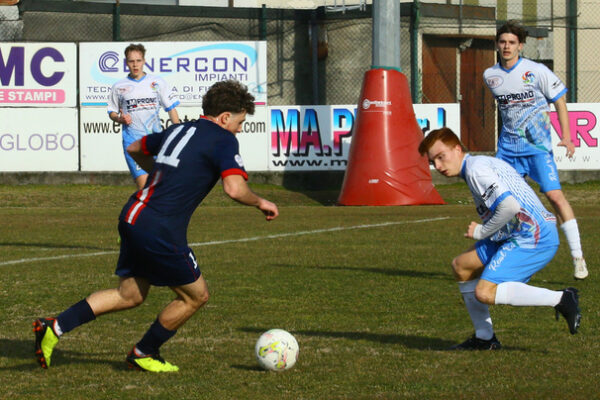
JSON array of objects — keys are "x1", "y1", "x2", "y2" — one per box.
[
  {"x1": 0, "y1": 43, "x2": 77, "y2": 107},
  {"x1": 550, "y1": 103, "x2": 600, "y2": 170},
  {"x1": 268, "y1": 103, "x2": 461, "y2": 171},
  {"x1": 78, "y1": 41, "x2": 267, "y2": 107},
  {"x1": 80, "y1": 106, "x2": 269, "y2": 172},
  {"x1": 0, "y1": 108, "x2": 78, "y2": 171}
]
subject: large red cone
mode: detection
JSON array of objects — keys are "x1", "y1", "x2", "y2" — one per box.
[{"x1": 338, "y1": 68, "x2": 444, "y2": 206}]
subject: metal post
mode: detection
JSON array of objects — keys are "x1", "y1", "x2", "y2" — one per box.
[
  {"x1": 259, "y1": 4, "x2": 267, "y2": 40},
  {"x1": 113, "y1": 0, "x2": 121, "y2": 41},
  {"x1": 372, "y1": 0, "x2": 401, "y2": 70},
  {"x1": 311, "y1": 10, "x2": 319, "y2": 104},
  {"x1": 567, "y1": 0, "x2": 577, "y2": 102},
  {"x1": 410, "y1": 0, "x2": 421, "y2": 102}
]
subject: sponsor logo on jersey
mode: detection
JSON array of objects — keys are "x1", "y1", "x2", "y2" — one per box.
[
  {"x1": 234, "y1": 154, "x2": 244, "y2": 167},
  {"x1": 551, "y1": 79, "x2": 562, "y2": 90},
  {"x1": 117, "y1": 85, "x2": 133, "y2": 95},
  {"x1": 482, "y1": 183, "x2": 498, "y2": 201},
  {"x1": 126, "y1": 97, "x2": 158, "y2": 106},
  {"x1": 522, "y1": 71, "x2": 535, "y2": 84},
  {"x1": 495, "y1": 90, "x2": 535, "y2": 105},
  {"x1": 486, "y1": 75, "x2": 503, "y2": 89}
]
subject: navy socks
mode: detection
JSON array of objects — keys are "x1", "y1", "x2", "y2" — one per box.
[
  {"x1": 56, "y1": 299, "x2": 96, "y2": 334},
  {"x1": 136, "y1": 319, "x2": 177, "y2": 355}
]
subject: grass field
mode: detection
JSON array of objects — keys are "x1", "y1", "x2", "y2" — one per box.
[{"x1": 0, "y1": 181, "x2": 599, "y2": 399}]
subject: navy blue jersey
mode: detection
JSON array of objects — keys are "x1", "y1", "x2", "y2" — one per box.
[{"x1": 119, "y1": 118, "x2": 248, "y2": 245}]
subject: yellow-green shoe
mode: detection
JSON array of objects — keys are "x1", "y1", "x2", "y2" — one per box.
[
  {"x1": 126, "y1": 348, "x2": 179, "y2": 372},
  {"x1": 33, "y1": 318, "x2": 60, "y2": 368}
]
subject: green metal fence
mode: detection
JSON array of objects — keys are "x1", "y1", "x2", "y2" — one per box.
[{"x1": 2, "y1": 0, "x2": 599, "y2": 151}]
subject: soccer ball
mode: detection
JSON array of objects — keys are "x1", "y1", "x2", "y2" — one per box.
[{"x1": 255, "y1": 329, "x2": 299, "y2": 371}]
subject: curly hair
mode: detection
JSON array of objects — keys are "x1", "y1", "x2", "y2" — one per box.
[{"x1": 202, "y1": 80, "x2": 255, "y2": 117}]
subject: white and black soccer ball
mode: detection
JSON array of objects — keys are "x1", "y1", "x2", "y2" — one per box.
[{"x1": 255, "y1": 329, "x2": 299, "y2": 371}]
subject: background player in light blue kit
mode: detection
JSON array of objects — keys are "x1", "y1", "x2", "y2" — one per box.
[
  {"x1": 484, "y1": 21, "x2": 588, "y2": 280},
  {"x1": 419, "y1": 127, "x2": 581, "y2": 350},
  {"x1": 34, "y1": 80, "x2": 278, "y2": 372},
  {"x1": 108, "y1": 43, "x2": 181, "y2": 190}
]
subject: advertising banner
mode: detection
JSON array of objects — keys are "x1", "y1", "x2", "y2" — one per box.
[
  {"x1": 78, "y1": 41, "x2": 267, "y2": 107},
  {"x1": 0, "y1": 108, "x2": 78, "y2": 171},
  {"x1": 550, "y1": 103, "x2": 600, "y2": 170},
  {"x1": 0, "y1": 43, "x2": 77, "y2": 107},
  {"x1": 80, "y1": 106, "x2": 269, "y2": 172},
  {"x1": 268, "y1": 104, "x2": 461, "y2": 171}
]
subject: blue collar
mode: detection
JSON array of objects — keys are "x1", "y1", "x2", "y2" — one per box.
[
  {"x1": 499, "y1": 57, "x2": 523, "y2": 73},
  {"x1": 127, "y1": 74, "x2": 147, "y2": 83},
  {"x1": 459, "y1": 154, "x2": 470, "y2": 180}
]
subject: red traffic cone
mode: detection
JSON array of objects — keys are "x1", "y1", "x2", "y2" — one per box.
[{"x1": 338, "y1": 68, "x2": 444, "y2": 205}]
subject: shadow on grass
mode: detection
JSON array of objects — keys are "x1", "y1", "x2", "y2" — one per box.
[
  {"x1": 230, "y1": 364, "x2": 264, "y2": 372},
  {"x1": 273, "y1": 263, "x2": 451, "y2": 280},
  {"x1": 0, "y1": 338, "x2": 127, "y2": 372},
  {"x1": 239, "y1": 327, "x2": 453, "y2": 350},
  {"x1": 239, "y1": 327, "x2": 530, "y2": 352},
  {"x1": 0, "y1": 241, "x2": 114, "y2": 252}
]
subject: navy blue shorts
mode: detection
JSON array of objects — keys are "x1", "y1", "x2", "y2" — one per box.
[{"x1": 116, "y1": 220, "x2": 201, "y2": 286}]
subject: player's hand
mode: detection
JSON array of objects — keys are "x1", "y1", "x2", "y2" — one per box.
[
  {"x1": 558, "y1": 136, "x2": 575, "y2": 158},
  {"x1": 464, "y1": 221, "x2": 479, "y2": 239},
  {"x1": 257, "y1": 199, "x2": 279, "y2": 221},
  {"x1": 120, "y1": 108, "x2": 132, "y2": 125}
]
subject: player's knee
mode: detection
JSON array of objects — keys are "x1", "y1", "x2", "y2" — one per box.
[
  {"x1": 451, "y1": 257, "x2": 466, "y2": 280},
  {"x1": 545, "y1": 190, "x2": 567, "y2": 206},
  {"x1": 189, "y1": 290, "x2": 209, "y2": 310},
  {"x1": 125, "y1": 292, "x2": 146, "y2": 308},
  {"x1": 474, "y1": 286, "x2": 495, "y2": 305}
]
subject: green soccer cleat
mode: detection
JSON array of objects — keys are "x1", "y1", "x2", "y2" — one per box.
[
  {"x1": 126, "y1": 348, "x2": 179, "y2": 373},
  {"x1": 33, "y1": 318, "x2": 60, "y2": 368}
]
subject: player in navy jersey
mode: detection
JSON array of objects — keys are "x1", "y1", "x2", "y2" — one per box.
[
  {"x1": 419, "y1": 128, "x2": 581, "y2": 350},
  {"x1": 484, "y1": 21, "x2": 588, "y2": 280},
  {"x1": 33, "y1": 80, "x2": 278, "y2": 372},
  {"x1": 108, "y1": 43, "x2": 180, "y2": 190}
]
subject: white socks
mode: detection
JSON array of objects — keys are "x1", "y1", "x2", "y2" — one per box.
[
  {"x1": 495, "y1": 281, "x2": 562, "y2": 307},
  {"x1": 458, "y1": 280, "x2": 494, "y2": 340},
  {"x1": 561, "y1": 219, "x2": 583, "y2": 259}
]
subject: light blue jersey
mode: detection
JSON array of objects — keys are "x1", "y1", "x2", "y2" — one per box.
[
  {"x1": 484, "y1": 57, "x2": 567, "y2": 156},
  {"x1": 107, "y1": 74, "x2": 180, "y2": 178},
  {"x1": 460, "y1": 154, "x2": 556, "y2": 249},
  {"x1": 107, "y1": 74, "x2": 179, "y2": 140}
]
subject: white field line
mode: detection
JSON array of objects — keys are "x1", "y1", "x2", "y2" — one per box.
[{"x1": 0, "y1": 216, "x2": 449, "y2": 267}]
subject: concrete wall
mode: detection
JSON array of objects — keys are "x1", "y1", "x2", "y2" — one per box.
[{"x1": 0, "y1": 5, "x2": 22, "y2": 40}]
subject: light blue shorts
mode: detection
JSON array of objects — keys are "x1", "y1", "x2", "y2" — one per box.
[
  {"x1": 496, "y1": 151, "x2": 561, "y2": 193},
  {"x1": 476, "y1": 237, "x2": 558, "y2": 284},
  {"x1": 122, "y1": 130, "x2": 147, "y2": 179}
]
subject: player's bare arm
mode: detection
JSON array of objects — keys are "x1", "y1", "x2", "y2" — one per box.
[
  {"x1": 127, "y1": 139, "x2": 155, "y2": 173},
  {"x1": 109, "y1": 109, "x2": 132, "y2": 125},
  {"x1": 168, "y1": 108, "x2": 181, "y2": 125},
  {"x1": 553, "y1": 96, "x2": 575, "y2": 158},
  {"x1": 223, "y1": 174, "x2": 279, "y2": 220}
]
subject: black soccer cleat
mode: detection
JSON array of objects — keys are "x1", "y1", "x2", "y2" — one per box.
[
  {"x1": 33, "y1": 317, "x2": 60, "y2": 368},
  {"x1": 555, "y1": 287, "x2": 581, "y2": 334},
  {"x1": 449, "y1": 334, "x2": 502, "y2": 350}
]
